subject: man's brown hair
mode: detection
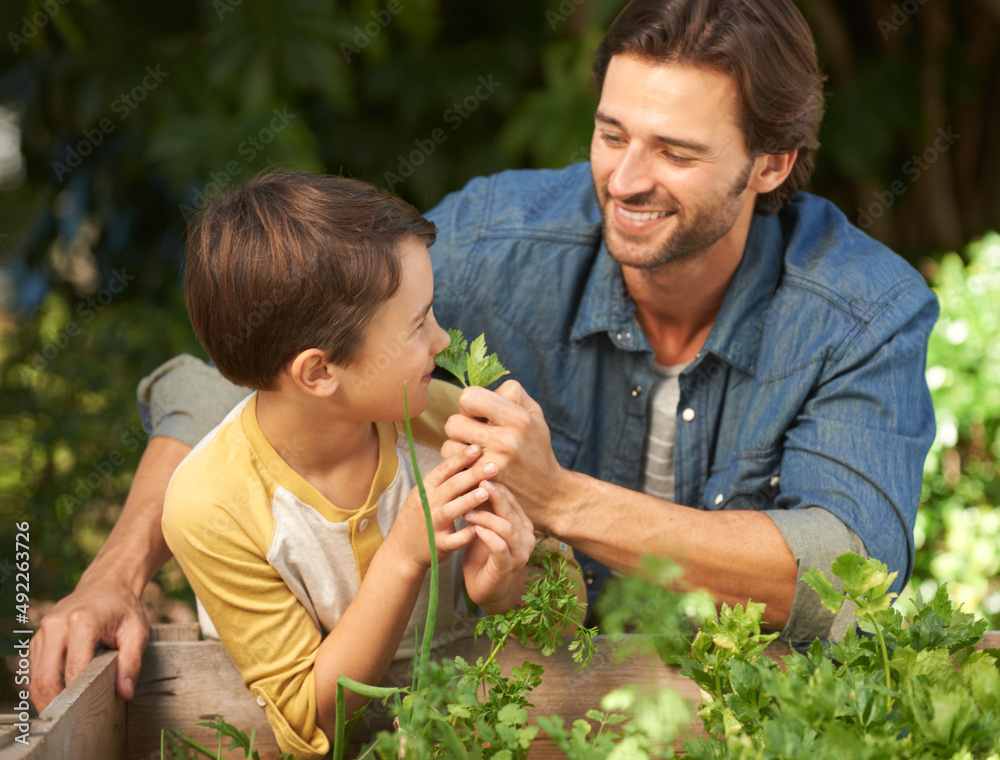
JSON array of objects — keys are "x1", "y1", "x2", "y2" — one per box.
[
  {"x1": 184, "y1": 171, "x2": 437, "y2": 390},
  {"x1": 593, "y1": 0, "x2": 826, "y2": 214}
]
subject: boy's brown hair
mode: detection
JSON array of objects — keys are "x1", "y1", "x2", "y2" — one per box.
[{"x1": 184, "y1": 171, "x2": 437, "y2": 390}]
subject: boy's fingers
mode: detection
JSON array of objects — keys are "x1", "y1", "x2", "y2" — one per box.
[
  {"x1": 437, "y1": 524, "x2": 477, "y2": 553},
  {"x1": 428, "y1": 461, "x2": 499, "y2": 508},
  {"x1": 463, "y1": 509, "x2": 513, "y2": 542},
  {"x1": 470, "y1": 525, "x2": 509, "y2": 558},
  {"x1": 485, "y1": 481, "x2": 533, "y2": 532},
  {"x1": 435, "y1": 486, "x2": 490, "y2": 528},
  {"x1": 423, "y1": 443, "x2": 481, "y2": 489}
]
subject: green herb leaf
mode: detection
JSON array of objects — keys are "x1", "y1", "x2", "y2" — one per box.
[
  {"x1": 466, "y1": 333, "x2": 510, "y2": 387},
  {"x1": 434, "y1": 328, "x2": 509, "y2": 387},
  {"x1": 434, "y1": 328, "x2": 469, "y2": 386}
]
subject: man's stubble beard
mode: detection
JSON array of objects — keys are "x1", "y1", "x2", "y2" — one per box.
[{"x1": 598, "y1": 157, "x2": 756, "y2": 271}]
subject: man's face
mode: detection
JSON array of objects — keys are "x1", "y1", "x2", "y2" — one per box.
[{"x1": 591, "y1": 55, "x2": 759, "y2": 270}]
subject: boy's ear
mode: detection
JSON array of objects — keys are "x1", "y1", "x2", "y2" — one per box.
[{"x1": 287, "y1": 349, "x2": 340, "y2": 397}]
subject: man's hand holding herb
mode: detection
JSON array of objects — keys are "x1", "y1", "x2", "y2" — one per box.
[
  {"x1": 461, "y1": 480, "x2": 536, "y2": 614},
  {"x1": 443, "y1": 380, "x2": 569, "y2": 533}
]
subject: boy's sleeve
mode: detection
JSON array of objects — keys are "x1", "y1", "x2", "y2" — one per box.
[
  {"x1": 163, "y1": 463, "x2": 331, "y2": 758},
  {"x1": 137, "y1": 354, "x2": 250, "y2": 446}
]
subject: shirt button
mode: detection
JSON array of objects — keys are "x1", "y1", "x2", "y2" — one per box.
[
  {"x1": 631, "y1": 385, "x2": 642, "y2": 397},
  {"x1": 558, "y1": 542, "x2": 569, "y2": 552},
  {"x1": 616, "y1": 331, "x2": 632, "y2": 341},
  {"x1": 770, "y1": 476, "x2": 780, "y2": 488},
  {"x1": 681, "y1": 408, "x2": 696, "y2": 422},
  {"x1": 358, "y1": 517, "x2": 370, "y2": 532},
  {"x1": 714, "y1": 493, "x2": 724, "y2": 505},
  {"x1": 256, "y1": 695, "x2": 266, "y2": 707}
]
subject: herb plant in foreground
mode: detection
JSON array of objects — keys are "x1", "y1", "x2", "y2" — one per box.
[{"x1": 679, "y1": 552, "x2": 1000, "y2": 760}]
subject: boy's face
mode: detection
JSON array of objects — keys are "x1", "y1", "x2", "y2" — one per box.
[{"x1": 335, "y1": 236, "x2": 451, "y2": 421}]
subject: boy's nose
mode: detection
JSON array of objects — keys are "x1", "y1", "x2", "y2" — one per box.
[{"x1": 430, "y1": 321, "x2": 451, "y2": 355}]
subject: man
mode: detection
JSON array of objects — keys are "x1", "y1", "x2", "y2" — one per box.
[{"x1": 30, "y1": 0, "x2": 937, "y2": 713}]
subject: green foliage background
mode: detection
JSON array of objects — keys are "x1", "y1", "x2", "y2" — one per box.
[{"x1": 0, "y1": 0, "x2": 998, "y2": 626}]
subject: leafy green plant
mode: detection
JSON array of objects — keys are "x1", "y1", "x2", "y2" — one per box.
[
  {"x1": 434, "y1": 329, "x2": 510, "y2": 388},
  {"x1": 680, "y1": 552, "x2": 1000, "y2": 760},
  {"x1": 162, "y1": 716, "x2": 298, "y2": 759},
  {"x1": 908, "y1": 231, "x2": 1000, "y2": 629}
]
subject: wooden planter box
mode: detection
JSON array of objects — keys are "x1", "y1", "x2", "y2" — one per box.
[{"x1": 3, "y1": 626, "x2": 998, "y2": 760}]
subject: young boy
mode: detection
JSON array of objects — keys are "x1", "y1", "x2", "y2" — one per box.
[{"x1": 162, "y1": 172, "x2": 538, "y2": 758}]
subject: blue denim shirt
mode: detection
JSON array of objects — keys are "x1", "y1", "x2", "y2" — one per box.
[{"x1": 425, "y1": 162, "x2": 938, "y2": 631}]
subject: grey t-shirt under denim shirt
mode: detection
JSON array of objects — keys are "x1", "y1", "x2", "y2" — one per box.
[{"x1": 141, "y1": 163, "x2": 937, "y2": 647}]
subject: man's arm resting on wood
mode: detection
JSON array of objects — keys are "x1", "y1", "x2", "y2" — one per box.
[{"x1": 30, "y1": 436, "x2": 192, "y2": 712}]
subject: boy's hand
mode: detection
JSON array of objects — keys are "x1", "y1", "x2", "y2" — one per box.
[
  {"x1": 388, "y1": 443, "x2": 498, "y2": 574},
  {"x1": 461, "y1": 481, "x2": 535, "y2": 613}
]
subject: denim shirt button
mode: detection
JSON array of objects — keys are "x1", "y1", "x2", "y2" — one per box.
[
  {"x1": 616, "y1": 331, "x2": 632, "y2": 342},
  {"x1": 631, "y1": 385, "x2": 642, "y2": 397},
  {"x1": 681, "y1": 407, "x2": 696, "y2": 422},
  {"x1": 714, "y1": 493, "x2": 724, "y2": 505},
  {"x1": 770, "y1": 476, "x2": 780, "y2": 487}
]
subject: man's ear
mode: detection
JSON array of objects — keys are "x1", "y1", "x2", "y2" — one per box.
[
  {"x1": 750, "y1": 149, "x2": 798, "y2": 196},
  {"x1": 287, "y1": 349, "x2": 339, "y2": 397}
]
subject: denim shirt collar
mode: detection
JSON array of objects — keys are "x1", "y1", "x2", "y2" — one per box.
[
  {"x1": 570, "y1": 212, "x2": 785, "y2": 374},
  {"x1": 570, "y1": 242, "x2": 642, "y2": 348}
]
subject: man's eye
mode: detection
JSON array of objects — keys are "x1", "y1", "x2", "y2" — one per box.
[
  {"x1": 665, "y1": 152, "x2": 694, "y2": 165},
  {"x1": 600, "y1": 132, "x2": 624, "y2": 145}
]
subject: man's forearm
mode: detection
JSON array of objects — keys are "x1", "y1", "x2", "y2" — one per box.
[
  {"x1": 81, "y1": 436, "x2": 191, "y2": 595},
  {"x1": 545, "y1": 469, "x2": 798, "y2": 629}
]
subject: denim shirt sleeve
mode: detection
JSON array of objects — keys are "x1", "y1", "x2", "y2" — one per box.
[
  {"x1": 136, "y1": 354, "x2": 251, "y2": 446},
  {"x1": 772, "y1": 275, "x2": 938, "y2": 591}
]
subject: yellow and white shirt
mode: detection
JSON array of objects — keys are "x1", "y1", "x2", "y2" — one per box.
[{"x1": 162, "y1": 380, "x2": 474, "y2": 758}]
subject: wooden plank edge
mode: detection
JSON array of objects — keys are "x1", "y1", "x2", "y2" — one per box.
[{"x1": 0, "y1": 650, "x2": 122, "y2": 760}]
